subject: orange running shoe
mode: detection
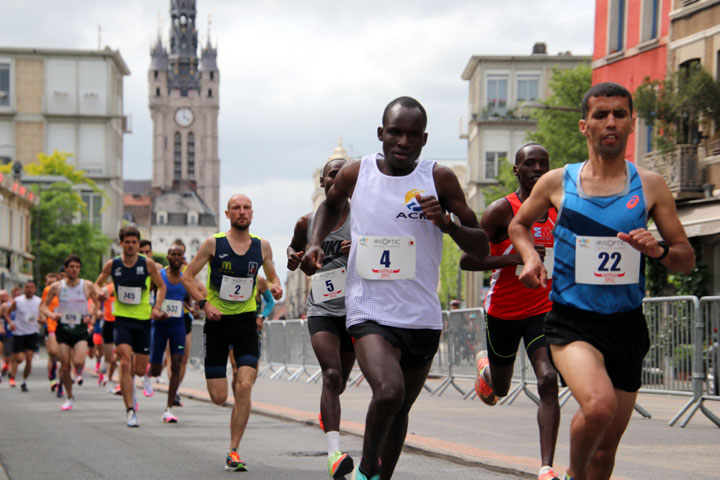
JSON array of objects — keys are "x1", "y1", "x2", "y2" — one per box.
[{"x1": 474, "y1": 351, "x2": 497, "y2": 406}]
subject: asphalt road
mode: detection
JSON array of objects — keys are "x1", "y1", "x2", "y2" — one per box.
[{"x1": 0, "y1": 359, "x2": 524, "y2": 480}]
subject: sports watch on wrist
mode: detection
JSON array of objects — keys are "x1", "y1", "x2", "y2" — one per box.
[{"x1": 197, "y1": 299, "x2": 207, "y2": 309}]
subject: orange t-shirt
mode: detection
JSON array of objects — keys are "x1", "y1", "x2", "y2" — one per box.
[
  {"x1": 41, "y1": 284, "x2": 59, "y2": 333},
  {"x1": 103, "y1": 283, "x2": 116, "y2": 322}
]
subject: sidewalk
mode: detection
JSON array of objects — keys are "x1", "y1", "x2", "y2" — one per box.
[{"x1": 161, "y1": 362, "x2": 720, "y2": 480}]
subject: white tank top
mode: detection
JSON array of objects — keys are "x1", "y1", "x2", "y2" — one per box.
[
  {"x1": 57, "y1": 279, "x2": 89, "y2": 316},
  {"x1": 13, "y1": 295, "x2": 41, "y2": 335},
  {"x1": 346, "y1": 154, "x2": 443, "y2": 330}
]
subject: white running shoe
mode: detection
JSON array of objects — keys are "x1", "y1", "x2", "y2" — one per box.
[
  {"x1": 61, "y1": 398, "x2": 74, "y2": 411},
  {"x1": 106, "y1": 382, "x2": 114, "y2": 394},
  {"x1": 127, "y1": 409, "x2": 139, "y2": 427},
  {"x1": 162, "y1": 409, "x2": 178, "y2": 423},
  {"x1": 142, "y1": 374, "x2": 154, "y2": 397}
]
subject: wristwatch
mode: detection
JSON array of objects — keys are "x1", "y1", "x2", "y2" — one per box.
[
  {"x1": 650, "y1": 241, "x2": 670, "y2": 260},
  {"x1": 197, "y1": 299, "x2": 207, "y2": 309}
]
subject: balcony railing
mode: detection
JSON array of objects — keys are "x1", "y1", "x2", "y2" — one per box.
[{"x1": 643, "y1": 145, "x2": 703, "y2": 199}]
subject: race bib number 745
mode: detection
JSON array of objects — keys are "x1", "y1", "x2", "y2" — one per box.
[{"x1": 356, "y1": 236, "x2": 415, "y2": 280}]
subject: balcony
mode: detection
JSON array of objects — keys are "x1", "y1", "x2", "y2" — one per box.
[
  {"x1": 643, "y1": 145, "x2": 703, "y2": 199},
  {"x1": 469, "y1": 109, "x2": 534, "y2": 125}
]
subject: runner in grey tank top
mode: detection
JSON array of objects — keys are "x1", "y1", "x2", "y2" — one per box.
[{"x1": 287, "y1": 157, "x2": 356, "y2": 479}]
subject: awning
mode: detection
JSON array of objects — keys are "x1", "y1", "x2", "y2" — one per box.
[{"x1": 649, "y1": 200, "x2": 720, "y2": 238}]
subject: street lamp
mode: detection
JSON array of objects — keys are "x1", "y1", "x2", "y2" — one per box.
[{"x1": 518, "y1": 101, "x2": 582, "y2": 113}]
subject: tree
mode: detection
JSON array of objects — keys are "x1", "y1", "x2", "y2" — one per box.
[
  {"x1": 438, "y1": 234, "x2": 465, "y2": 309},
  {"x1": 526, "y1": 63, "x2": 592, "y2": 169},
  {"x1": 24, "y1": 151, "x2": 112, "y2": 281}
]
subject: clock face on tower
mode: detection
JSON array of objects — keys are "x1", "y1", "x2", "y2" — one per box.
[{"x1": 174, "y1": 107, "x2": 194, "y2": 127}]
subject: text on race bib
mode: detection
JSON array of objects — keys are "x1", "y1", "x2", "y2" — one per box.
[
  {"x1": 356, "y1": 236, "x2": 416, "y2": 280},
  {"x1": 161, "y1": 299, "x2": 183, "y2": 317},
  {"x1": 219, "y1": 275, "x2": 254, "y2": 302},
  {"x1": 61, "y1": 312, "x2": 82, "y2": 326},
  {"x1": 575, "y1": 236, "x2": 640, "y2": 285},
  {"x1": 311, "y1": 267, "x2": 346, "y2": 303},
  {"x1": 118, "y1": 286, "x2": 142, "y2": 305}
]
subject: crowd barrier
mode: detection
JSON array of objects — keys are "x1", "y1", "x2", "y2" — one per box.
[{"x1": 189, "y1": 296, "x2": 720, "y2": 429}]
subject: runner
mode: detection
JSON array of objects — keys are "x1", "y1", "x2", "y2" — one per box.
[
  {"x1": 1, "y1": 286, "x2": 20, "y2": 384},
  {"x1": 40, "y1": 272, "x2": 62, "y2": 395},
  {"x1": 3, "y1": 281, "x2": 42, "y2": 392},
  {"x1": 139, "y1": 240, "x2": 153, "y2": 258},
  {"x1": 182, "y1": 193, "x2": 283, "y2": 472},
  {"x1": 95, "y1": 226, "x2": 167, "y2": 427},
  {"x1": 287, "y1": 156, "x2": 356, "y2": 479},
  {"x1": 147, "y1": 242, "x2": 202, "y2": 423},
  {"x1": 301, "y1": 97, "x2": 489, "y2": 480},
  {"x1": 461, "y1": 143, "x2": 561, "y2": 480},
  {"x1": 509, "y1": 82, "x2": 695, "y2": 480},
  {"x1": 41, "y1": 255, "x2": 100, "y2": 411},
  {"x1": 0, "y1": 290, "x2": 8, "y2": 384},
  {"x1": 100, "y1": 281, "x2": 119, "y2": 394}
]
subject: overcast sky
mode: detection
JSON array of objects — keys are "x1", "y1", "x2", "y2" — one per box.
[{"x1": 1, "y1": 0, "x2": 595, "y2": 288}]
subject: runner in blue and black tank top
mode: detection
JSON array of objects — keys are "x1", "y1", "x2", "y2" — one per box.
[
  {"x1": 182, "y1": 194, "x2": 283, "y2": 472},
  {"x1": 508, "y1": 83, "x2": 695, "y2": 480}
]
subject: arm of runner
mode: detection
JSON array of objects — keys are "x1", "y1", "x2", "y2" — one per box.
[
  {"x1": 301, "y1": 161, "x2": 359, "y2": 275},
  {"x1": 261, "y1": 238, "x2": 283, "y2": 300},
  {"x1": 617, "y1": 169, "x2": 695, "y2": 274},
  {"x1": 422, "y1": 163, "x2": 489, "y2": 259},
  {"x1": 94, "y1": 260, "x2": 113, "y2": 302},
  {"x1": 147, "y1": 258, "x2": 167, "y2": 321},
  {"x1": 287, "y1": 213, "x2": 310, "y2": 272},
  {"x1": 41, "y1": 283, "x2": 61, "y2": 321},
  {"x1": 260, "y1": 289, "x2": 275, "y2": 318},
  {"x1": 4, "y1": 301, "x2": 16, "y2": 330},
  {"x1": 508, "y1": 169, "x2": 562, "y2": 289},
  {"x1": 460, "y1": 197, "x2": 519, "y2": 271},
  {"x1": 85, "y1": 280, "x2": 100, "y2": 325},
  {"x1": 181, "y1": 236, "x2": 222, "y2": 321}
]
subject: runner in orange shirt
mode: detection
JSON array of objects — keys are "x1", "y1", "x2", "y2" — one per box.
[{"x1": 40, "y1": 272, "x2": 62, "y2": 396}]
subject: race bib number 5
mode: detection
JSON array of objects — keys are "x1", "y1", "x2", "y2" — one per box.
[
  {"x1": 575, "y1": 236, "x2": 640, "y2": 285},
  {"x1": 219, "y1": 276, "x2": 254, "y2": 302},
  {"x1": 356, "y1": 236, "x2": 415, "y2": 280},
  {"x1": 118, "y1": 286, "x2": 141, "y2": 305},
  {"x1": 311, "y1": 267, "x2": 346, "y2": 303}
]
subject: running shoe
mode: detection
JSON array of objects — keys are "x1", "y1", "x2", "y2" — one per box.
[
  {"x1": 21, "y1": 383, "x2": 28, "y2": 392},
  {"x1": 56, "y1": 382, "x2": 64, "y2": 398},
  {"x1": 106, "y1": 382, "x2": 114, "y2": 394},
  {"x1": 225, "y1": 449, "x2": 248, "y2": 472},
  {"x1": 113, "y1": 384, "x2": 122, "y2": 395},
  {"x1": 61, "y1": 398, "x2": 74, "y2": 411},
  {"x1": 172, "y1": 394, "x2": 184, "y2": 407},
  {"x1": 350, "y1": 465, "x2": 380, "y2": 480},
  {"x1": 50, "y1": 378, "x2": 58, "y2": 392},
  {"x1": 328, "y1": 451, "x2": 354, "y2": 479},
  {"x1": 127, "y1": 409, "x2": 139, "y2": 427},
  {"x1": 538, "y1": 466, "x2": 561, "y2": 480},
  {"x1": 76, "y1": 375, "x2": 83, "y2": 386},
  {"x1": 142, "y1": 374, "x2": 154, "y2": 397},
  {"x1": 8, "y1": 377, "x2": 16, "y2": 387},
  {"x1": 474, "y1": 351, "x2": 497, "y2": 406},
  {"x1": 162, "y1": 409, "x2": 178, "y2": 424}
]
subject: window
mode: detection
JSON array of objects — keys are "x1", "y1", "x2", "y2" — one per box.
[
  {"x1": 173, "y1": 132, "x2": 182, "y2": 180},
  {"x1": 210, "y1": 72, "x2": 214, "y2": 81},
  {"x1": 187, "y1": 132, "x2": 195, "y2": 180},
  {"x1": 608, "y1": 0, "x2": 626, "y2": 53},
  {"x1": 188, "y1": 211, "x2": 198, "y2": 225},
  {"x1": 485, "y1": 151, "x2": 506, "y2": 179},
  {"x1": 154, "y1": 70, "x2": 158, "y2": 79},
  {"x1": 641, "y1": 0, "x2": 660, "y2": 43},
  {"x1": 517, "y1": 76, "x2": 540, "y2": 102},
  {"x1": 157, "y1": 211, "x2": 167, "y2": 225},
  {"x1": 208, "y1": 88, "x2": 212, "y2": 98},
  {"x1": 81, "y1": 193, "x2": 103, "y2": 229},
  {"x1": 156, "y1": 87, "x2": 161, "y2": 97},
  {"x1": 0, "y1": 63, "x2": 10, "y2": 107},
  {"x1": 487, "y1": 75, "x2": 508, "y2": 115}
]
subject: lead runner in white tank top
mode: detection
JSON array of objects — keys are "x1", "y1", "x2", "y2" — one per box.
[{"x1": 346, "y1": 153, "x2": 443, "y2": 331}]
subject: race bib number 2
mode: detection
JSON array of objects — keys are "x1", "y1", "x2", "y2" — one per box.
[
  {"x1": 311, "y1": 267, "x2": 346, "y2": 303},
  {"x1": 356, "y1": 236, "x2": 415, "y2": 280},
  {"x1": 575, "y1": 236, "x2": 640, "y2": 285},
  {"x1": 219, "y1": 276, "x2": 254, "y2": 302}
]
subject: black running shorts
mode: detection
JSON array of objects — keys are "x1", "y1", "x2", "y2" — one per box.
[
  {"x1": 203, "y1": 312, "x2": 259, "y2": 379},
  {"x1": 308, "y1": 315, "x2": 354, "y2": 353},
  {"x1": 348, "y1": 321, "x2": 440, "y2": 370},
  {"x1": 113, "y1": 316, "x2": 151, "y2": 355},
  {"x1": 485, "y1": 313, "x2": 548, "y2": 367}
]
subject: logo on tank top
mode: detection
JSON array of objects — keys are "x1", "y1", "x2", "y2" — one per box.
[
  {"x1": 626, "y1": 195, "x2": 639, "y2": 209},
  {"x1": 220, "y1": 261, "x2": 233, "y2": 272},
  {"x1": 396, "y1": 189, "x2": 428, "y2": 220},
  {"x1": 248, "y1": 262, "x2": 259, "y2": 275}
]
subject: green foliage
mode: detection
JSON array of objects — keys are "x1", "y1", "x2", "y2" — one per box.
[
  {"x1": 526, "y1": 63, "x2": 592, "y2": 169},
  {"x1": 482, "y1": 156, "x2": 514, "y2": 205},
  {"x1": 151, "y1": 253, "x2": 168, "y2": 267},
  {"x1": 635, "y1": 64, "x2": 720, "y2": 151},
  {"x1": 645, "y1": 256, "x2": 668, "y2": 297},
  {"x1": 668, "y1": 238, "x2": 709, "y2": 297},
  {"x1": 0, "y1": 162, "x2": 11, "y2": 173},
  {"x1": 31, "y1": 183, "x2": 111, "y2": 281},
  {"x1": 439, "y1": 235, "x2": 465, "y2": 309}
]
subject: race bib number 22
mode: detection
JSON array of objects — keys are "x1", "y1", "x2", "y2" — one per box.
[{"x1": 575, "y1": 236, "x2": 640, "y2": 285}]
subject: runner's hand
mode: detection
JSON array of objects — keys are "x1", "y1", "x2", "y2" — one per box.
[
  {"x1": 340, "y1": 240, "x2": 351, "y2": 257},
  {"x1": 518, "y1": 254, "x2": 547, "y2": 289},
  {"x1": 287, "y1": 250, "x2": 304, "y2": 271},
  {"x1": 416, "y1": 194, "x2": 452, "y2": 232},
  {"x1": 150, "y1": 307, "x2": 166, "y2": 321},
  {"x1": 203, "y1": 302, "x2": 222, "y2": 321},
  {"x1": 617, "y1": 228, "x2": 663, "y2": 257},
  {"x1": 300, "y1": 245, "x2": 324, "y2": 276},
  {"x1": 270, "y1": 285, "x2": 283, "y2": 300}
]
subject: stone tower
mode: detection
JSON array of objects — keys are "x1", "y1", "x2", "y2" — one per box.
[{"x1": 148, "y1": 0, "x2": 220, "y2": 220}]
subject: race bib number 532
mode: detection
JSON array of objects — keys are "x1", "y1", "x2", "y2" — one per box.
[
  {"x1": 356, "y1": 236, "x2": 415, "y2": 280},
  {"x1": 575, "y1": 236, "x2": 640, "y2": 285}
]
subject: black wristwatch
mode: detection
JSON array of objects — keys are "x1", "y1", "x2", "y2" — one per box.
[
  {"x1": 197, "y1": 299, "x2": 207, "y2": 309},
  {"x1": 650, "y1": 241, "x2": 670, "y2": 260}
]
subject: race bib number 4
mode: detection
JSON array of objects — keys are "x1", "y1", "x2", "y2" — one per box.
[
  {"x1": 311, "y1": 267, "x2": 346, "y2": 303},
  {"x1": 118, "y1": 286, "x2": 142, "y2": 305},
  {"x1": 219, "y1": 276, "x2": 254, "y2": 302},
  {"x1": 356, "y1": 236, "x2": 415, "y2": 280},
  {"x1": 575, "y1": 236, "x2": 640, "y2": 285},
  {"x1": 161, "y1": 299, "x2": 183, "y2": 317}
]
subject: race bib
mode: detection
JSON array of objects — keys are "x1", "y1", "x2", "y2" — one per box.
[
  {"x1": 575, "y1": 236, "x2": 640, "y2": 285},
  {"x1": 311, "y1": 267, "x2": 347, "y2": 303},
  {"x1": 219, "y1": 276, "x2": 254, "y2": 302},
  {"x1": 516, "y1": 247, "x2": 554, "y2": 279},
  {"x1": 356, "y1": 236, "x2": 415, "y2": 280},
  {"x1": 61, "y1": 312, "x2": 81, "y2": 326},
  {"x1": 118, "y1": 286, "x2": 141, "y2": 305},
  {"x1": 161, "y1": 299, "x2": 183, "y2": 317}
]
